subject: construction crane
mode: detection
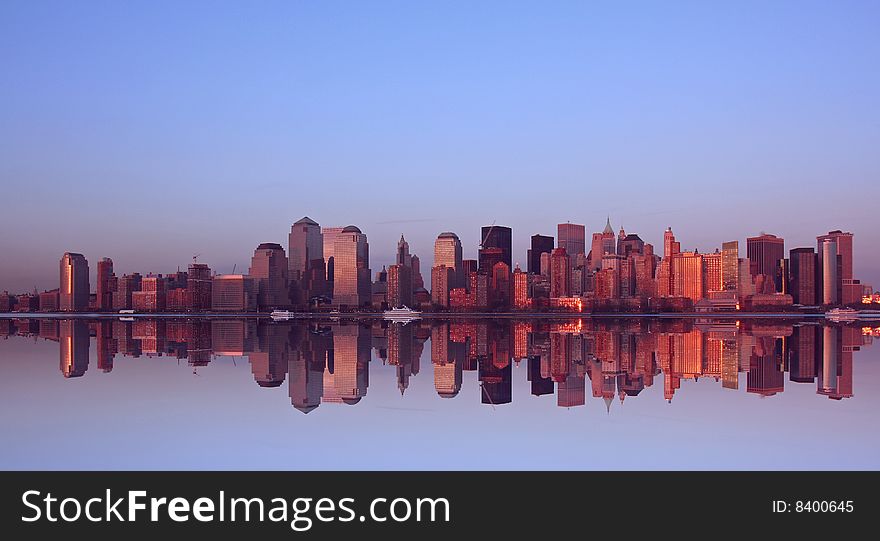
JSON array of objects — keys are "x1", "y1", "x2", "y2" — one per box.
[{"x1": 480, "y1": 220, "x2": 496, "y2": 250}]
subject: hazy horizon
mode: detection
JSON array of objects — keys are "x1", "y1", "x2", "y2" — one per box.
[{"x1": 2, "y1": 1, "x2": 879, "y2": 292}]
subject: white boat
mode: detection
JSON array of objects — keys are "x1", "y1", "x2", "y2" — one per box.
[
  {"x1": 383, "y1": 305, "x2": 422, "y2": 324},
  {"x1": 118, "y1": 309, "x2": 135, "y2": 314},
  {"x1": 825, "y1": 308, "x2": 858, "y2": 321},
  {"x1": 271, "y1": 309, "x2": 293, "y2": 320}
]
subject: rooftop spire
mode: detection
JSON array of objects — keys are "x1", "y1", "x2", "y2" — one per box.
[{"x1": 603, "y1": 216, "x2": 614, "y2": 235}]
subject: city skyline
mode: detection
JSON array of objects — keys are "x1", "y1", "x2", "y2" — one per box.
[{"x1": 2, "y1": 2, "x2": 880, "y2": 293}]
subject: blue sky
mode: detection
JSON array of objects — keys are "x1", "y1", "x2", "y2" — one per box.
[{"x1": 2, "y1": 1, "x2": 879, "y2": 291}]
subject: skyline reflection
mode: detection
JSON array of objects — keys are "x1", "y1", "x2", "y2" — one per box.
[{"x1": 2, "y1": 317, "x2": 869, "y2": 412}]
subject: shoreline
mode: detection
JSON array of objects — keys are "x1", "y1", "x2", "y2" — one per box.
[{"x1": 0, "y1": 311, "x2": 835, "y2": 320}]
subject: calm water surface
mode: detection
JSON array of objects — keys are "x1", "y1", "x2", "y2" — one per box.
[{"x1": 1, "y1": 317, "x2": 878, "y2": 470}]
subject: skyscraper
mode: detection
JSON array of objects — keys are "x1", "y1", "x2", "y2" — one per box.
[
  {"x1": 528, "y1": 234, "x2": 554, "y2": 275},
  {"x1": 721, "y1": 241, "x2": 739, "y2": 292},
  {"x1": 817, "y1": 230, "x2": 856, "y2": 304},
  {"x1": 332, "y1": 225, "x2": 371, "y2": 307},
  {"x1": 248, "y1": 243, "x2": 289, "y2": 309},
  {"x1": 589, "y1": 218, "x2": 617, "y2": 270},
  {"x1": 96, "y1": 257, "x2": 115, "y2": 311},
  {"x1": 387, "y1": 263, "x2": 413, "y2": 307},
  {"x1": 321, "y1": 226, "x2": 345, "y2": 283},
  {"x1": 747, "y1": 233, "x2": 784, "y2": 291},
  {"x1": 187, "y1": 262, "x2": 212, "y2": 311},
  {"x1": 557, "y1": 223, "x2": 586, "y2": 258},
  {"x1": 431, "y1": 265, "x2": 453, "y2": 307},
  {"x1": 819, "y1": 238, "x2": 839, "y2": 305},
  {"x1": 289, "y1": 216, "x2": 325, "y2": 299},
  {"x1": 434, "y1": 232, "x2": 463, "y2": 287},
  {"x1": 672, "y1": 251, "x2": 704, "y2": 302},
  {"x1": 480, "y1": 225, "x2": 512, "y2": 269},
  {"x1": 550, "y1": 248, "x2": 570, "y2": 298},
  {"x1": 59, "y1": 252, "x2": 89, "y2": 312},
  {"x1": 790, "y1": 247, "x2": 817, "y2": 305}
]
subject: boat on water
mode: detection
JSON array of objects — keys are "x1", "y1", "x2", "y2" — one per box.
[
  {"x1": 383, "y1": 305, "x2": 422, "y2": 324},
  {"x1": 825, "y1": 308, "x2": 880, "y2": 321},
  {"x1": 270, "y1": 309, "x2": 293, "y2": 320}
]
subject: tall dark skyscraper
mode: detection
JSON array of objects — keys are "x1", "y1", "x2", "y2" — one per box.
[
  {"x1": 790, "y1": 248, "x2": 817, "y2": 305},
  {"x1": 187, "y1": 262, "x2": 212, "y2": 311},
  {"x1": 289, "y1": 216, "x2": 326, "y2": 300},
  {"x1": 248, "y1": 243, "x2": 289, "y2": 309},
  {"x1": 557, "y1": 223, "x2": 585, "y2": 257},
  {"x1": 746, "y1": 233, "x2": 784, "y2": 291},
  {"x1": 528, "y1": 234, "x2": 554, "y2": 275},
  {"x1": 59, "y1": 252, "x2": 89, "y2": 312},
  {"x1": 96, "y1": 257, "x2": 115, "y2": 311},
  {"x1": 480, "y1": 225, "x2": 512, "y2": 269}
]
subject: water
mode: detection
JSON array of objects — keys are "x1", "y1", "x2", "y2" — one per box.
[{"x1": 1, "y1": 317, "x2": 878, "y2": 470}]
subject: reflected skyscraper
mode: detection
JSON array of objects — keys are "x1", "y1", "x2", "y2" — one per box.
[
  {"x1": 59, "y1": 253, "x2": 89, "y2": 312},
  {"x1": 59, "y1": 319, "x2": 89, "y2": 377}
]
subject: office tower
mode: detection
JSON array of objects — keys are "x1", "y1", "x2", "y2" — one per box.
[
  {"x1": 817, "y1": 230, "x2": 856, "y2": 304},
  {"x1": 513, "y1": 265, "x2": 530, "y2": 309},
  {"x1": 96, "y1": 257, "x2": 115, "y2": 311},
  {"x1": 663, "y1": 227, "x2": 680, "y2": 259},
  {"x1": 411, "y1": 254, "x2": 424, "y2": 290},
  {"x1": 289, "y1": 329, "x2": 328, "y2": 413},
  {"x1": 332, "y1": 225, "x2": 371, "y2": 307},
  {"x1": 248, "y1": 243, "x2": 289, "y2": 309},
  {"x1": 488, "y1": 261, "x2": 512, "y2": 309},
  {"x1": 289, "y1": 217, "x2": 326, "y2": 299},
  {"x1": 747, "y1": 233, "x2": 784, "y2": 291},
  {"x1": 590, "y1": 218, "x2": 617, "y2": 270},
  {"x1": 113, "y1": 273, "x2": 141, "y2": 310},
  {"x1": 557, "y1": 223, "x2": 585, "y2": 257},
  {"x1": 133, "y1": 274, "x2": 166, "y2": 311},
  {"x1": 540, "y1": 252, "x2": 551, "y2": 276},
  {"x1": 321, "y1": 226, "x2": 345, "y2": 283},
  {"x1": 211, "y1": 274, "x2": 257, "y2": 311},
  {"x1": 325, "y1": 324, "x2": 370, "y2": 404},
  {"x1": 396, "y1": 234, "x2": 411, "y2": 266},
  {"x1": 186, "y1": 263, "x2": 212, "y2": 311},
  {"x1": 819, "y1": 326, "x2": 840, "y2": 396},
  {"x1": 479, "y1": 246, "x2": 504, "y2": 272},
  {"x1": 528, "y1": 234, "x2": 554, "y2": 275},
  {"x1": 672, "y1": 252, "x2": 704, "y2": 301},
  {"x1": 703, "y1": 250, "x2": 722, "y2": 294},
  {"x1": 617, "y1": 232, "x2": 645, "y2": 258},
  {"x1": 632, "y1": 253, "x2": 657, "y2": 298},
  {"x1": 59, "y1": 252, "x2": 89, "y2": 312},
  {"x1": 790, "y1": 248, "x2": 817, "y2": 305},
  {"x1": 550, "y1": 248, "x2": 570, "y2": 298},
  {"x1": 59, "y1": 319, "x2": 90, "y2": 378},
  {"x1": 819, "y1": 238, "x2": 839, "y2": 305},
  {"x1": 462, "y1": 259, "x2": 478, "y2": 277},
  {"x1": 721, "y1": 241, "x2": 739, "y2": 292},
  {"x1": 387, "y1": 263, "x2": 413, "y2": 307},
  {"x1": 480, "y1": 225, "x2": 512, "y2": 268},
  {"x1": 431, "y1": 265, "x2": 453, "y2": 307},
  {"x1": 434, "y1": 232, "x2": 463, "y2": 288},
  {"x1": 248, "y1": 323, "x2": 289, "y2": 388}
]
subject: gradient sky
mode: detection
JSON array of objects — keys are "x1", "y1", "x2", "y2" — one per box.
[{"x1": 2, "y1": 1, "x2": 879, "y2": 292}]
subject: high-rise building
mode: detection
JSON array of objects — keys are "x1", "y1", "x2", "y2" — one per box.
[
  {"x1": 431, "y1": 265, "x2": 453, "y2": 307},
  {"x1": 59, "y1": 252, "x2": 89, "y2": 312},
  {"x1": 819, "y1": 238, "x2": 839, "y2": 305},
  {"x1": 112, "y1": 273, "x2": 141, "y2": 310},
  {"x1": 703, "y1": 250, "x2": 722, "y2": 294},
  {"x1": 721, "y1": 241, "x2": 739, "y2": 292},
  {"x1": 747, "y1": 233, "x2": 784, "y2": 291},
  {"x1": 332, "y1": 225, "x2": 371, "y2": 307},
  {"x1": 528, "y1": 234, "x2": 554, "y2": 275},
  {"x1": 289, "y1": 217, "x2": 325, "y2": 299},
  {"x1": 817, "y1": 230, "x2": 856, "y2": 304},
  {"x1": 434, "y1": 232, "x2": 463, "y2": 288},
  {"x1": 672, "y1": 252, "x2": 704, "y2": 301},
  {"x1": 617, "y1": 232, "x2": 645, "y2": 258},
  {"x1": 248, "y1": 243, "x2": 289, "y2": 310},
  {"x1": 60, "y1": 319, "x2": 90, "y2": 378},
  {"x1": 790, "y1": 248, "x2": 817, "y2": 305},
  {"x1": 387, "y1": 263, "x2": 413, "y2": 308},
  {"x1": 557, "y1": 223, "x2": 585, "y2": 258},
  {"x1": 513, "y1": 265, "x2": 530, "y2": 309},
  {"x1": 321, "y1": 226, "x2": 345, "y2": 283},
  {"x1": 550, "y1": 248, "x2": 570, "y2": 298},
  {"x1": 187, "y1": 263, "x2": 212, "y2": 311},
  {"x1": 663, "y1": 227, "x2": 680, "y2": 259},
  {"x1": 479, "y1": 247, "x2": 505, "y2": 273},
  {"x1": 211, "y1": 274, "x2": 257, "y2": 311},
  {"x1": 462, "y1": 259, "x2": 478, "y2": 277},
  {"x1": 480, "y1": 225, "x2": 512, "y2": 269},
  {"x1": 589, "y1": 218, "x2": 617, "y2": 270},
  {"x1": 96, "y1": 257, "x2": 115, "y2": 311}
]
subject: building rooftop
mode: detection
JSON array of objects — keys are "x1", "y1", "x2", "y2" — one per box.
[
  {"x1": 342, "y1": 225, "x2": 362, "y2": 234},
  {"x1": 438, "y1": 231, "x2": 459, "y2": 239},
  {"x1": 294, "y1": 216, "x2": 318, "y2": 226},
  {"x1": 257, "y1": 242, "x2": 284, "y2": 251}
]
